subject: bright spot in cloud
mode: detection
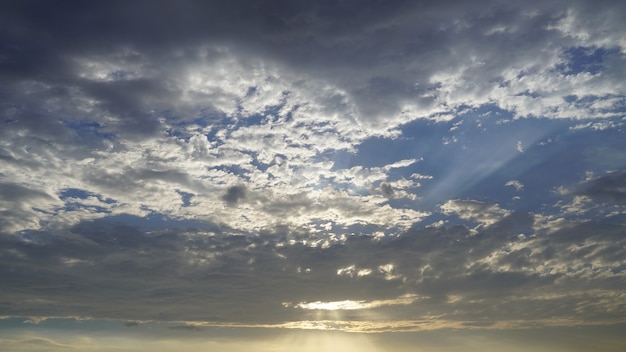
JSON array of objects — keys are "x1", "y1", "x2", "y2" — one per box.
[{"x1": 287, "y1": 294, "x2": 420, "y2": 311}]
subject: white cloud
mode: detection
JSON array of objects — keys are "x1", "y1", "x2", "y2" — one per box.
[
  {"x1": 383, "y1": 159, "x2": 419, "y2": 170},
  {"x1": 440, "y1": 200, "x2": 511, "y2": 228},
  {"x1": 505, "y1": 180, "x2": 524, "y2": 191},
  {"x1": 289, "y1": 294, "x2": 420, "y2": 311},
  {"x1": 411, "y1": 173, "x2": 433, "y2": 180}
]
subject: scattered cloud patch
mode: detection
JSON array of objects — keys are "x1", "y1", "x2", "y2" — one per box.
[
  {"x1": 440, "y1": 200, "x2": 511, "y2": 228},
  {"x1": 505, "y1": 180, "x2": 524, "y2": 191}
]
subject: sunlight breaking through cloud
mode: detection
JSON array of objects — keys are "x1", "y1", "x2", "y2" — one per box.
[{"x1": 286, "y1": 294, "x2": 422, "y2": 311}]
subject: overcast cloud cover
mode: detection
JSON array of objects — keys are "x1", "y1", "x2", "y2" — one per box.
[{"x1": 1, "y1": 0, "x2": 625, "y2": 351}]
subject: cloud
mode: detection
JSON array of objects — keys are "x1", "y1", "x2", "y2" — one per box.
[
  {"x1": 2, "y1": 1, "x2": 625, "y2": 144},
  {"x1": 580, "y1": 171, "x2": 626, "y2": 204},
  {"x1": 221, "y1": 185, "x2": 247, "y2": 206},
  {"x1": 505, "y1": 180, "x2": 524, "y2": 191},
  {"x1": 440, "y1": 199, "x2": 511, "y2": 228},
  {"x1": 0, "y1": 0, "x2": 625, "y2": 341},
  {"x1": 0, "y1": 208, "x2": 624, "y2": 329},
  {"x1": 380, "y1": 183, "x2": 395, "y2": 198},
  {"x1": 383, "y1": 159, "x2": 419, "y2": 170},
  {"x1": 288, "y1": 294, "x2": 420, "y2": 311},
  {"x1": 0, "y1": 183, "x2": 62, "y2": 233},
  {"x1": 0, "y1": 0, "x2": 624, "y2": 237},
  {"x1": 553, "y1": 170, "x2": 626, "y2": 218}
]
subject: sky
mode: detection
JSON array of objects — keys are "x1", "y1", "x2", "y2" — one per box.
[{"x1": 1, "y1": 0, "x2": 625, "y2": 351}]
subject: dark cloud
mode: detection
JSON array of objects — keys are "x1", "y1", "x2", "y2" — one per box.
[
  {"x1": 221, "y1": 185, "x2": 247, "y2": 206},
  {"x1": 2, "y1": 0, "x2": 624, "y2": 143},
  {"x1": 380, "y1": 182, "x2": 395, "y2": 198},
  {"x1": 0, "y1": 183, "x2": 54, "y2": 203},
  {"x1": 581, "y1": 171, "x2": 626, "y2": 204},
  {"x1": 0, "y1": 212, "x2": 623, "y2": 326},
  {"x1": 0, "y1": 183, "x2": 59, "y2": 232}
]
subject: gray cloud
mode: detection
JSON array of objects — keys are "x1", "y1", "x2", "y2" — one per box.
[
  {"x1": 0, "y1": 183, "x2": 61, "y2": 233},
  {"x1": 0, "y1": 209, "x2": 623, "y2": 328},
  {"x1": 221, "y1": 185, "x2": 247, "y2": 206},
  {"x1": 581, "y1": 171, "x2": 626, "y2": 204},
  {"x1": 0, "y1": 183, "x2": 54, "y2": 203},
  {"x1": 380, "y1": 183, "x2": 395, "y2": 198},
  {"x1": 1, "y1": 0, "x2": 625, "y2": 143}
]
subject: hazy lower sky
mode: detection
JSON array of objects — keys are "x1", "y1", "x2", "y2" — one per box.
[{"x1": 1, "y1": 1, "x2": 625, "y2": 351}]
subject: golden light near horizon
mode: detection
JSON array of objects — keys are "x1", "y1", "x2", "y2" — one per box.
[{"x1": 269, "y1": 330, "x2": 382, "y2": 352}]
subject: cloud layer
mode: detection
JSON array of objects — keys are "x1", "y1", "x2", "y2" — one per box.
[{"x1": 1, "y1": 0, "x2": 625, "y2": 340}]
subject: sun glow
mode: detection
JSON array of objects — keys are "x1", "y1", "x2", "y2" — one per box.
[{"x1": 270, "y1": 330, "x2": 381, "y2": 352}]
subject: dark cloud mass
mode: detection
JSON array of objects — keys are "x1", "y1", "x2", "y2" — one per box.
[
  {"x1": 0, "y1": 0, "x2": 625, "y2": 350},
  {"x1": 0, "y1": 213, "x2": 624, "y2": 327},
  {"x1": 380, "y1": 183, "x2": 395, "y2": 198},
  {"x1": 581, "y1": 171, "x2": 626, "y2": 204},
  {"x1": 222, "y1": 185, "x2": 247, "y2": 206}
]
